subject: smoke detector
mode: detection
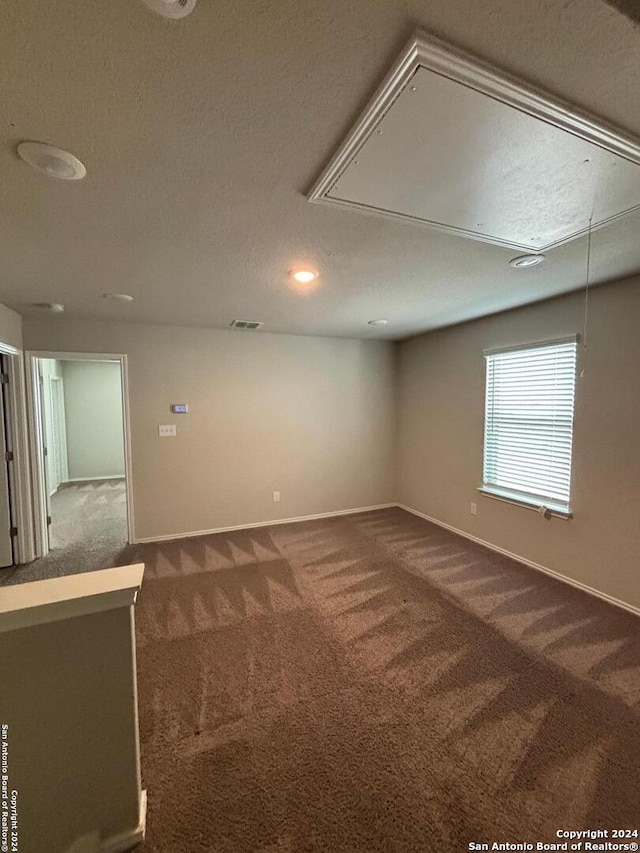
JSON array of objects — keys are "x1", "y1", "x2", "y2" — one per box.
[
  {"x1": 141, "y1": 0, "x2": 196, "y2": 19},
  {"x1": 33, "y1": 303, "x2": 65, "y2": 313},
  {"x1": 17, "y1": 142, "x2": 86, "y2": 181}
]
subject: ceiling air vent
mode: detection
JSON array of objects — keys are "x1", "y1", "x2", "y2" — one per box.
[{"x1": 229, "y1": 320, "x2": 263, "y2": 330}]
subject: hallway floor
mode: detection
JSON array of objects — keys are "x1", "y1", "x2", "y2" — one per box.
[{"x1": 1, "y1": 479, "x2": 128, "y2": 586}]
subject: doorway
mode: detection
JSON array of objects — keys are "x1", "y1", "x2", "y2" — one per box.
[{"x1": 26, "y1": 352, "x2": 134, "y2": 572}]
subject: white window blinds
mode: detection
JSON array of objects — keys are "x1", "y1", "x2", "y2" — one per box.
[{"x1": 483, "y1": 339, "x2": 577, "y2": 512}]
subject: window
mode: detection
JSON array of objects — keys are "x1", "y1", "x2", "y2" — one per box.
[{"x1": 481, "y1": 339, "x2": 578, "y2": 515}]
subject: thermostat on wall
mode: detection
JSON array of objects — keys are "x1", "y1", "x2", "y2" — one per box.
[{"x1": 171, "y1": 404, "x2": 188, "y2": 414}]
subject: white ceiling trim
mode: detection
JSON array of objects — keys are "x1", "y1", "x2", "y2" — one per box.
[{"x1": 308, "y1": 30, "x2": 640, "y2": 251}]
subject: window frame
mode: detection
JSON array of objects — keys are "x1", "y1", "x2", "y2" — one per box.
[{"x1": 479, "y1": 336, "x2": 579, "y2": 519}]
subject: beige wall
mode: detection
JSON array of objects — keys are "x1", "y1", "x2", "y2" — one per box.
[
  {"x1": 63, "y1": 360, "x2": 125, "y2": 480},
  {"x1": 23, "y1": 319, "x2": 397, "y2": 541},
  {"x1": 398, "y1": 275, "x2": 640, "y2": 609},
  {"x1": 0, "y1": 301, "x2": 22, "y2": 350}
]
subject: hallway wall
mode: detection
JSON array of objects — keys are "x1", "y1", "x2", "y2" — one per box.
[{"x1": 0, "y1": 301, "x2": 22, "y2": 350}]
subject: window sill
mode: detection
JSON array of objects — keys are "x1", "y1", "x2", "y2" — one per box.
[{"x1": 478, "y1": 486, "x2": 573, "y2": 519}]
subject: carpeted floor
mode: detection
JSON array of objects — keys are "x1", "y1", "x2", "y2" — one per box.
[
  {"x1": 0, "y1": 479, "x2": 127, "y2": 586},
  {"x1": 118, "y1": 506, "x2": 640, "y2": 852}
]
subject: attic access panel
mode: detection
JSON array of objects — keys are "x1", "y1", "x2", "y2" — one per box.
[{"x1": 309, "y1": 32, "x2": 640, "y2": 252}]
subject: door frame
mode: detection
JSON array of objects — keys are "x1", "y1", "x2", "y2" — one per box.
[
  {"x1": 0, "y1": 342, "x2": 35, "y2": 565},
  {"x1": 25, "y1": 351, "x2": 135, "y2": 558}
]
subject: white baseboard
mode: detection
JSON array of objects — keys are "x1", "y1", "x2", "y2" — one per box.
[
  {"x1": 64, "y1": 475, "x2": 125, "y2": 483},
  {"x1": 397, "y1": 503, "x2": 640, "y2": 619},
  {"x1": 133, "y1": 503, "x2": 397, "y2": 544},
  {"x1": 132, "y1": 499, "x2": 639, "y2": 618},
  {"x1": 99, "y1": 790, "x2": 147, "y2": 853}
]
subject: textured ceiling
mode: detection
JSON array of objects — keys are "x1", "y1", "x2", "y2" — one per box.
[
  {"x1": 604, "y1": 0, "x2": 640, "y2": 23},
  {"x1": 1, "y1": 0, "x2": 639, "y2": 340}
]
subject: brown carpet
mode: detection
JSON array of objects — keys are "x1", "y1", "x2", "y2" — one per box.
[{"x1": 120, "y1": 507, "x2": 640, "y2": 852}]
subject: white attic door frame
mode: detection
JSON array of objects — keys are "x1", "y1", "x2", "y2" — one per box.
[
  {"x1": 308, "y1": 29, "x2": 640, "y2": 252},
  {"x1": 25, "y1": 351, "x2": 135, "y2": 559}
]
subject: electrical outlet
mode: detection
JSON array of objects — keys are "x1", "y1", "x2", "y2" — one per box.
[
  {"x1": 470, "y1": 501, "x2": 478, "y2": 516},
  {"x1": 159, "y1": 424, "x2": 176, "y2": 437},
  {"x1": 273, "y1": 491, "x2": 280, "y2": 502}
]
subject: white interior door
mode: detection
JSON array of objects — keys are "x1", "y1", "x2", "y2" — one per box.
[
  {"x1": 51, "y1": 376, "x2": 68, "y2": 487},
  {"x1": 0, "y1": 367, "x2": 14, "y2": 567},
  {"x1": 38, "y1": 368, "x2": 52, "y2": 544}
]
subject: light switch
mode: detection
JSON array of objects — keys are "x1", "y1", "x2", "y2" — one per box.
[{"x1": 159, "y1": 424, "x2": 177, "y2": 437}]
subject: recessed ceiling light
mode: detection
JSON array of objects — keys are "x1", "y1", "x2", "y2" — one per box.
[
  {"x1": 368, "y1": 319, "x2": 389, "y2": 326},
  {"x1": 509, "y1": 254, "x2": 545, "y2": 268},
  {"x1": 102, "y1": 293, "x2": 134, "y2": 302},
  {"x1": 290, "y1": 269, "x2": 318, "y2": 284},
  {"x1": 17, "y1": 142, "x2": 86, "y2": 181}
]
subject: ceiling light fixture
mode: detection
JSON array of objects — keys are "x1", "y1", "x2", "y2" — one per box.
[
  {"x1": 509, "y1": 254, "x2": 545, "y2": 268},
  {"x1": 17, "y1": 142, "x2": 86, "y2": 181},
  {"x1": 102, "y1": 293, "x2": 134, "y2": 302},
  {"x1": 33, "y1": 302, "x2": 65, "y2": 313},
  {"x1": 290, "y1": 269, "x2": 318, "y2": 284},
  {"x1": 368, "y1": 319, "x2": 389, "y2": 326}
]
